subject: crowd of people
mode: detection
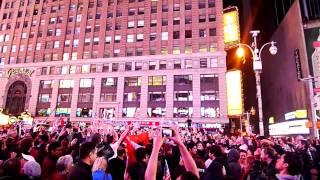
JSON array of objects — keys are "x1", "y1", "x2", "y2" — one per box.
[{"x1": 0, "y1": 120, "x2": 319, "y2": 180}]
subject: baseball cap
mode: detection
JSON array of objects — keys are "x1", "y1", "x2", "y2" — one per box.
[
  {"x1": 22, "y1": 153, "x2": 36, "y2": 162},
  {"x1": 23, "y1": 161, "x2": 41, "y2": 178}
]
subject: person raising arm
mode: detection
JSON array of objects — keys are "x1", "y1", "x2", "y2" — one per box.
[{"x1": 145, "y1": 129, "x2": 163, "y2": 180}]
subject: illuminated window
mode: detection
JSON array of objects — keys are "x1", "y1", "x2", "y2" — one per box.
[
  {"x1": 61, "y1": 66, "x2": 69, "y2": 74},
  {"x1": 80, "y1": 78, "x2": 94, "y2": 87},
  {"x1": 11, "y1": 45, "x2": 16, "y2": 52},
  {"x1": 59, "y1": 80, "x2": 74, "y2": 88},
  {"x1": 100, "y1": 93, "x2": 117, "y2": 102},
  {"x1": 127, "y1": 35, "x2": 134, "y2": 42},
  {"x1": 161, "y1": 47, "x2": 168, "y2": 54},
  {"x1": 40, "y1": 80, "x2": 53, "y2": 88},
  {"x1": 63, "y1": 53, "x2": 69, "y2": 61},
  {"x1": 174, "y1": 107, "x2": 193, "y2": 118},
  {"x1": 161, "y1": 32, "x2": 168, "y2": 40},
  {"x1": 54, "y1": 41, "x2": 60, "y2": 48},
  {"x1": 71, "y1": 52, "x2": 77, "y2": 60},
  {"x1": 70, "y1": 65, "x2": 77, "y2": 74},
  {"x1": 122, "y1": 107, "x2": 140, "y2": 118},
  {"x1": 201, "y1": 91, "x2": 219, "y2": 101},
  {"x1": 148, "y1": 107, "x2": 166, "y2": 117},
  {"x1": 102, "y1": 77, "x2": 117, "y2": 87},
  {"x1": 65, "y1": 40, "x2": 70, "y2": 47},
  {"x1": 210, "y1": 43, "x2": 217, "y2": 52},
  {"x1": 210, "y1": 58, "x2": 218, "y2": 67},
  {"x1": 55, "y1": 108, "x2": 71, "y2": 117},
  {"x1": 124, "y1": 92, "x2": 141, "y2": 102},
  {"x1": 38, "y1": 94, "x2": 51, "y2": 103},
  {"x1": 185, "y1": 59, "x2": 192, "y2": 69},
  {"x1": 137, "y1": 34, "x2": 143, "y2": 42},
  {"x1": 52, "y1": 54, "x2": 58, "y2": 61},
  {"x1": 148, "y1": 76, "x2": 166, "y2": 86},
  {"x1": 150, "y1": 19, "x2": 157, "y2": 27},
  {"x1": 124, "y1": 77, "x2": 141, "y2": 86},
  {"x1": 93, "y1": 37, "x2": 99, "y2": 45},
  {"x1": 73, "y1": 39, "x2": 79, "y2": 47},
  {"x1": 56, "y1": 29, "x2": 61, "y2": 36},
  {"x1": 85, "y1": 38, "x2": 91, "y2": 46},
  {"x1": 83, "y1": 51, "x2": 90, "y2": 59},
  {"x1": 185, "y1": 46, "x2": 192, "y2": 54},
  {"x1": 81, "y1": 64, "x2": 90, "y2": 73},
  {"x1": 105, "y1": 36, "x2": 112, "y2": 44},
  {"x1": 114, "y1": 35, "x2": 121, "y2": 43},
  {"x1": 199, "y1": 44, "x2": 207, "y2": 52},
  {"x1": 173, "y1": 47, "x2": 180, "y2": 54},
  {"x1": 137, "y1": 20, "x2": 144, "y2": 27},
  {"x1": 201, "y1": 107, "x2": 220, "y2": 118},
  {"x1": 99, "y1": 107, "x2": 116, "y2": 118},
  {"x1": 128, "y1": 21, "x2": 135, "y2": 28}
]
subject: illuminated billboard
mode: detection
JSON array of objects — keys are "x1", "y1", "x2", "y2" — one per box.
[
  {"x1": 226, "y1": 70, "x2": 243, "y2": 116},
  {"x1": 223, "y1": 6, "x2": 240, "y2": 50},
  {"x1": 269, "y1": 120, "x2": 310, "y2": 136}
]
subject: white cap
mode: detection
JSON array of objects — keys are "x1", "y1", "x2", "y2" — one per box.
[{"x1": 22, "y1": 153, "x2": 36, "y2": 162}]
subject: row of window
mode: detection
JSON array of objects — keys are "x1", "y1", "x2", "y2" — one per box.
[
  {"x1": 40, "y1": 74, "x2": 217, "y2": 89},
  {"x1": 3, "y1": 0, "x2": 215, "y2": 15},
  {"x1": 1, "y1": 12, "x2": 216, "y2": 32},
  {"x1": 37, "y1": 106, "x2": 220, "y2": 118},
  {"x1": 39, "y1": 90, "x2": 218, "y2": 104},
  {"x1": 0, "y1": 28, "x2": 217, "y2": 48},
  {"x1": 38, "y1": 58, "x2": 219, "y2": 76}
]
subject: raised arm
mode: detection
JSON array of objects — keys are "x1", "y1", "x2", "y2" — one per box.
[
  {"x1": 117, "y1": 126, "x2": 131, "y2": 144},
  {"x1": 170, "y1": 128, "x2": 199, "y2": 178},
  {"x1": 145, "y1": 130, "x2": 163, "y2": 180}
]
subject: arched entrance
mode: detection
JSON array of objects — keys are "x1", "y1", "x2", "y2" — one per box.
[{"x1": 5, "y1": 81, "x2": 27, "y2": 115}]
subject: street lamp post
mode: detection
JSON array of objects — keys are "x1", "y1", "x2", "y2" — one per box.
[{"x1": 237, "y1": 30, "x2": 278, "y2": 136}]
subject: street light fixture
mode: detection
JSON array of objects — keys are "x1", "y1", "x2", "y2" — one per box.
[{"x1": 236, "y1": 30, "x2": 277, "y2": 136}]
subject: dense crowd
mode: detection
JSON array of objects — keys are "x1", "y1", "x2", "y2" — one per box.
[{"x1": 0, "y1": 121, "x2": 319, "y2": 180}]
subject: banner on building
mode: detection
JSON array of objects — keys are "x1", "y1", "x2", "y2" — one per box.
[
  {"x1": 226, "y1": 70, "x2": 243, "y2": 116},
  {"x1": 223, "y1": 6, "x2": 240, "y2": 50}
]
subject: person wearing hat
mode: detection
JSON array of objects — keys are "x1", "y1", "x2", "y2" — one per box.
[{"x1": 23, "y1": 161, "x2": 41, "y2": 180}]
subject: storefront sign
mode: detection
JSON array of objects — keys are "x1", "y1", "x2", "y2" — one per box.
[
  {"x1": 269, "y1": 119, "x2": 310, "y2": 136},
  {"x1": 7, "y1": 68, "x2": 34, "y2": 78}
]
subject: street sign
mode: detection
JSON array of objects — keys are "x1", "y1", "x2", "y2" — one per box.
[{"x1": 294, "y1": 49, "x2": 303, "y2": 80}]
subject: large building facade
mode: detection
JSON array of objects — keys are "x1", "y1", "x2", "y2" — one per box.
[{"x1": 0, "y1": 0, "x2": 228, "y2": 125}]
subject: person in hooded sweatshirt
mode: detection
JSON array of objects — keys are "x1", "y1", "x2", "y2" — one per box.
[
  {"x1": 275, "y1": 152, "x2": 303, "y2": 180},
  {"x1": 227, "y1": 149, "x2": 241, "y2": 180}
]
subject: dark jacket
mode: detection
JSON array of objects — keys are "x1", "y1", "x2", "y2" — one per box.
[
  {"x1": 204, "y1": 158, "x2": 224, "y2": 180},
  {"x1": 227, "y1": 149, "x2": 241, "y2": 180},
  {"x1": 68, "y1": 160, "x2": 93, "y2": 180},
  {"x1": 248, "y1": 160, "x2": 277, "y2": 180},
  {"x1": 109, "y1": 157, "x2": 126, "y2": 180},
  {"x1": 127, "y1": 161, "x2": 147, "y2": 180}
]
